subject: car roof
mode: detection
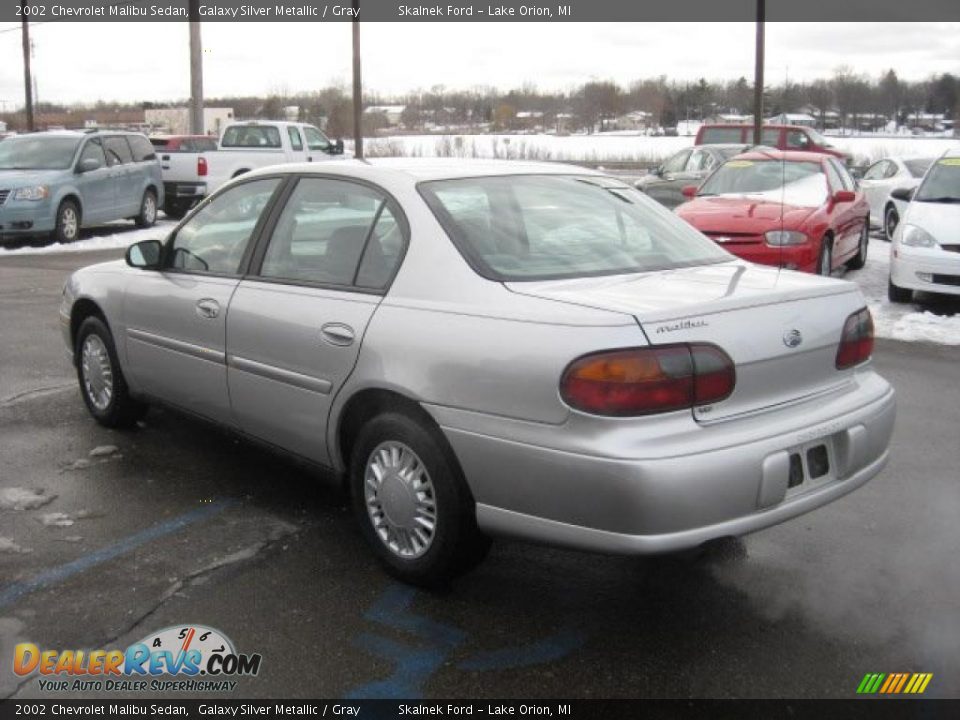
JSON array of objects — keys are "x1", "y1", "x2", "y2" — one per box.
[
  {"x1": 700, "y1": 123, "x2": 810, "y2": 131},
  {"x1": 247, "y1": 158, "x2": 605, "y2": 183}
]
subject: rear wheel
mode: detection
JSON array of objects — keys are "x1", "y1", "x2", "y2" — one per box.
[
  {"x1": 884, "y1": 204, "x2": 899, "y2": 242},
  {"x1": 53, "y1": 200, "x2": 80, "y2": 244},
  {"x1": 846, "y1": 221, "x2": 869, "y2": 270},
  {"x1": 75, "y1": 316, "x2": 147, "y2": 428},
  {"x1": 350, "y1": 411, "x2": 490, "y2": 586},
  {"x1": 817, "y1": 237, "x2": 833, "y2": 276},
  {"x1": 887, "y1": 277, "x2": 913, "y2": 304},
  {"x1": 135, "y1": 189, "x2": 158, "y2": 228}
]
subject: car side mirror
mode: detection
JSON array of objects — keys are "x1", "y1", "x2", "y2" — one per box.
[
  {"x1": 331, "y1": 139, "x2": 345, "y2": 155},
  {"x1": 681, "y1": 185, "x2": 698, "y2": 199},
  {"x1": 832, "y1": 190, "x2": 856, "y2": 204},
  {"x1": 77, "y1": 157, "x2": 101, "y2": 173},
  {"x1": 126, "y1": 239, "x2": 163, "y2": 270},
  {"x1": 890, "y1": 186, "x2": 915, "y2": 202},
  {"x1": 651, "y1": 165, "x2": 663, "y2": 177}
]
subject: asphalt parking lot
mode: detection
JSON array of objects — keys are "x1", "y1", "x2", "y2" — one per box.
[{"x1": 1, "y1": 248, "x2": 959, "y2": 700}]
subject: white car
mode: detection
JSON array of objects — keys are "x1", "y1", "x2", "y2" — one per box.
[
  {"x1": 859, "y1": 156, "x2": 934, "y2": 241},
  {"x1": 889, "y1": 151, "x2": 960, "y2": 303}
]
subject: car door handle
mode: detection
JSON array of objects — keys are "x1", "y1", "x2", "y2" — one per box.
[
  {"x1": 320, "y1": 323, "x2": 355, "y2": 346},
  {"x1": 195, "y1": 298, "x2": 220, "y2": 319}
]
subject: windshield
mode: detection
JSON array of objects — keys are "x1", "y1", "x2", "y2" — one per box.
[
  {"x1": 805, "y1": 127, "x2": 830, "y2": 146},
  {"x1": 914, "y1": 158, "x2": 960, "y2": 203},
  {"x1": 905, "y1": 158, "x2": 934, "y2": 179},
  {"x1": 0, "y1": 136, "x2": 81, "y2": 170},
  {"x1": 419, "y1": 175, "x2": 731, "y2": 281},
  {"x1": 698, "y1": 159, "x2": 828, "y2": 206}
]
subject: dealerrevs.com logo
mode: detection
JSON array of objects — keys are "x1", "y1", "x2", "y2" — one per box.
[{"x1": 14, "y1": 624, "x2": 262, "y2": 693}]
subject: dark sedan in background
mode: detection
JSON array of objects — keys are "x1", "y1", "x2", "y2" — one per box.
[{"x1": 634, "y1": 144, "x2": 757, "y2": 208}]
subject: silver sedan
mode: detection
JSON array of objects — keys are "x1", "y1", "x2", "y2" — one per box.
[{"x1": 60, "y1": 159, "x2": 896, "y2": 585}]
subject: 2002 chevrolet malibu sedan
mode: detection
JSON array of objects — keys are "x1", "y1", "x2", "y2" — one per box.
[{"x1": 60, "y1": 159, "x2": 896, "y2": 585}]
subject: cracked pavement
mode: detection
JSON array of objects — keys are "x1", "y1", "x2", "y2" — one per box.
[{"x1": 1, "y1": 249, "x2": 959, "y2": 700}]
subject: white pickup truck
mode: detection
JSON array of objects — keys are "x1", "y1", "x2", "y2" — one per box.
[
  {"x1": 153, "y1": 121, "x2": 346, "y2": 218},
  {"x1": 207, "y1": 120, "x2": 346, "y2": 191}
]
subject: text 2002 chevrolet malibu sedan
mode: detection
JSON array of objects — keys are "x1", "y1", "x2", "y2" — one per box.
[{"x1": 60, "y1": 159, "x2": 895, "y2": 585}]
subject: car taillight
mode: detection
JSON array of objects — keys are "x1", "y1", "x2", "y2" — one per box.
[
  {"x1": 197, "y1": 157, "x2": 208, "y2": 177},
  {"x1": 560, "y1": 344, "x2": 735, "y2": 417},
  {"x1": 836, "y1": 308, "x2": 874, "y2": 370}
]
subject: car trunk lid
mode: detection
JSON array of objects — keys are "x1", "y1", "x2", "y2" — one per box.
[{"x1": 506, "y1": 261, "x2": 866, "y2": 423}]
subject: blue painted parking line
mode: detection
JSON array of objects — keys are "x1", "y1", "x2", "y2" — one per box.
[{"x1": 0, "y1": 499, "x2": 235, "y2": 609}]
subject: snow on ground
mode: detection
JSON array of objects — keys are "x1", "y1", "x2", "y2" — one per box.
[
  {"x1": 0, "y1": 487, "x2": 56, "y2": 511},
  {"x1": 0, "y1": 219, "x2": 175, "y2": 257},
  {"x1": 845, "y1": 237, "x2": 960, "y2": 346},
  {"x1": 363, "y1": 133, "x2": 960, "y2": 166}
]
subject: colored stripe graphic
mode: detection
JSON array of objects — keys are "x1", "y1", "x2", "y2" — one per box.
[{"x1": 857, "y1": 672, "x2": 932, "y2": 695}]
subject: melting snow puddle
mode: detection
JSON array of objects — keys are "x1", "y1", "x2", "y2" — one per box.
[{"x1": 0, "y1": 537, "x2": 31, "y2": 554}]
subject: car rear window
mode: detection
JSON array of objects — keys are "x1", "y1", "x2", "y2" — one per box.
[
  {"x1": 700, "y1": 128, "x2": 745, "y2": 144},
  {"x1": 221, "y1": 126, "x2": 282, "y2": 149},
  {"x1": 905, "y1": 158, "x2": 934, "y2": 178},
  {"x1": 420, "y1": 175, "x2": 730, "y2": 282}
]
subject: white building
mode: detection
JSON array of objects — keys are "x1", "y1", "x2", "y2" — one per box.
[
  {"x1": 364, "y1": 105, "x2": 406, "y2": 127},
  {"x1": 144, "y1": 107, "x2": 235, "y2": 136}
]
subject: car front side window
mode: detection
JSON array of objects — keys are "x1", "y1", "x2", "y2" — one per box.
[
  {"x1": 79, "y1": 139, "x2": 106, "y2": 168},
  {"x1": 259, "y1": 178, "x2": 404, "y2": 289},
  {"x1": 169, "y1": 178, "x2": 282, "y2": 275},
  {"x1": 662, "y1": 149, "x2": 691, "y2": 174}
]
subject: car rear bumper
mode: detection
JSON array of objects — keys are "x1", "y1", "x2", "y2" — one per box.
[
  {"x1": 163, "y1": 182, "x2": 207, "y2": 200},
  {"x1": 891, "y1": 245, "x2": 960, "y2": 296},
  {"x1": 431, "y1": 371, "x2": 895, "y2": 555}
]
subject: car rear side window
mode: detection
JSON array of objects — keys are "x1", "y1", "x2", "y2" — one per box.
[
  {"x1": 288, "y1": 127, "x2": 303, "y2": 151},
  {"x1": 700, "y1": 128, "x2": 744, "y2": 144},
  {"x1": 170, "y1": 178, "x2": 282, "y2": 275},
  {"x1": 128, "y1": 135, "x2": 156, "y2": 162},
  {"x1": 258, "y1": 178, "x2": 404, "y2": 290},
  {"x1": 420, "y1": 175, "x2": 729, "y2": 282},
  {"x1": 104, "y1": 136, "x2": 133, "y2": 166}
]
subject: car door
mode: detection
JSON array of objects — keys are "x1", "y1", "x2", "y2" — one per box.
[
  {"x1": 226, "y1": 176, "x2": 406, "y2": 465},
  {"x1": 103, "y1": 135, "x2": 138, "y2": 217},
  {"x1": 859, "y1": 160, "x2": 893, "y2": 223},
  {"x1": 641, "y1": 148, "x2": 692, "y2": 207},
  {"x1": 73, "y1": 138, "x2": 114, "y2": 224},
  {"x1": 824, "y1": 158, "x2": 862, "y2": 261},
  {"x1": 302, "y1": 125, "x2": 333, "y2": 163},
  {"x1": 122, "y1": 177, "x2": 284, "y2": 424}
]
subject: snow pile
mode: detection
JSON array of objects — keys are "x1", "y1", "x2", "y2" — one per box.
[
  {"x1": 0, "y1": 220, "x2": 175, "y2": 257},
  {"x1": 0, "y1": 487, "x2": 56, "y2": 511},
  {"x1": 0, "y1": 537, "x2": 29, "y2": 554}
]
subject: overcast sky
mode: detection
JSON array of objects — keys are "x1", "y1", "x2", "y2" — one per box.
[{"x1": 0, "y1": 22, "x2": 958, "y2": 108}]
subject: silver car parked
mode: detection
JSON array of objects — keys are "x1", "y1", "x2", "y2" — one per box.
[{"x1": 61, "y1": 160, "x2": 896, "y2": 585}]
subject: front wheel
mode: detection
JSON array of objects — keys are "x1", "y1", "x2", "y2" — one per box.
[
  {"x1": 53, "y1": 200, "x2": 80, "y2": 244},
  {"x1": 350, "y1": 412, "x2": 490, "y2": 586},
  {"x1": 817, "y1": 238, "x2": 833, "y2": 276},
  {"x1": 846, "y1": 221, "x2": 869, "y2": 270},
  {"x1": 884, "y1": 205, "x2": 899, "y2": 242},
  {"x1": 135, "y1": 189, "x2": 158, "y2": 228},
  {"x1": 75, "y1": 316, "x2": 147, "y2": 428}
]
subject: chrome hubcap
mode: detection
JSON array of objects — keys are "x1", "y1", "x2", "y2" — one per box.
[
  {"x1": 144, "y1": 194, "x2": 156, "y2": 223},
  {"x1": 81, "y1": 335, "x2": 113, "y2": 411},
  {"x1": 61, "y1": 207, "x2": 78, "y2": 241},
  {"x1": 364, "y1": 441, "x2": 437, "y2": 559}
]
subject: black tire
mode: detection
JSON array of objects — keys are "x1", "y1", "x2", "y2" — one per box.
[
  {"x1": 135, "y1": 189, "x2": 158, "y2": 228},
  {"x1": 883, "y1": 204, "x2": 899, "y2": 242},
  {"x1": 349, "y1": 411, "x2": 490, "y2": 586},
  {"x1": 887, "y1": 277, "x2": 913, "y2": 304},
  {"x1": 53, "y1": 199, "x2": 81, "y2": 244},
  {"x1": 75, "y1": 316, "x2": 147, "y2": 428},
  {"x1": 846, "y1": 220, "x2": 869, "y2": 270},
  {"x1": 163, "y1": 200, "x2": 187, "y2": 220},
  {"x1": 817, "y1": 237, "x2": 833, "y2": 276}
]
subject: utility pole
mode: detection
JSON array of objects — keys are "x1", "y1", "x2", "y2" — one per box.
[
  {"x1": 188, "y1": 0, "x2": 204, "y2": 134},
  {"x1": 752, "y1": 0, "x2": 765, "y2": 145},
  {"x1": 21, "y1": 2, "x2": 34, "y2": 131},
  {"x1": 352, "y1": 0, "x2": 363, "y2": 159}
]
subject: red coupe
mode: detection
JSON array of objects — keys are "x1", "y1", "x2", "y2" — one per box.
[{"x1": 675, "y1": 150, "x2": 870, "y2": 275}]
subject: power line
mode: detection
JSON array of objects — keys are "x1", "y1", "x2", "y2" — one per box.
[{"x1": 0, "y1": 21, "x2": 48, "y2": 34}]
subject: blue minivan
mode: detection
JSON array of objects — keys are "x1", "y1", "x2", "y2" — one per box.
[{"x1": 0, "y1": 130, "x2": 164, "y2": 244}]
